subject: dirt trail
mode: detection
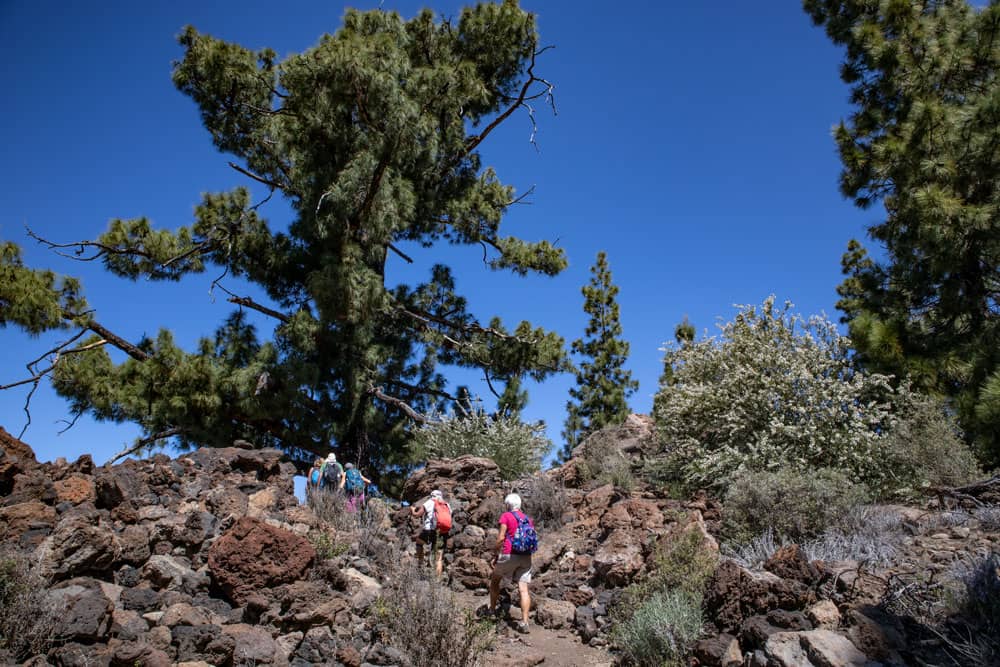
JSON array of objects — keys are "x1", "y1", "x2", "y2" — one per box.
[{"x1": 454, "y1": 589, "x2": 614, "y2": 667}]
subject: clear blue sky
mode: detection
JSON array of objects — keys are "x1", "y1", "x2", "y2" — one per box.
[{"x1": 0, "y1": 1, "x2": 876, "y2": 467}]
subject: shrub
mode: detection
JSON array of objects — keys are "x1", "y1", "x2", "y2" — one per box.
[
  {"x1": 612, "y1": 523, "x2": 715, "y2": 666},
  {"x1": 0, "y1": 549, "x2": 59, "y2": 661},
  {"x1": 803, "y1": 505, "x2": 904, "y2": 567},
  {"x1": 519, "y1": 475, "x2": 567, "y2": 531},
  {"x1": 610, "y1": 588, "x2": 703, "y2": 667},
  {"x1": 654, "y1": 297, "x2": 901, "y2": 490},
  {"x1": 722, "y1": 467, "x2": 869, "y2": 544},
  {"x1": 576, "y1": 441, "x2": 635, "y2": 492},
  {"x1": 882, "y1": 394, "x2": 981, "y2": 493},
  {"x1": 959, "y1": 552, "x2": 1000, "y2": 637},
  {"x1": 307, "y1": 490, "x2": 394, "y2": 562},
  {"x1": 412, "y1": 408, "x2": 550, "y2": 480},
  {"x1": 375, "y1": 561, "x2": 494, "y2": 667}
]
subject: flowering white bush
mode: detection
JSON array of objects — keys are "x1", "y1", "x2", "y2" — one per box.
[
  {"x1": 412, "y1": 407, "x2": 550, "y2": 480},
  {"x1": 654, "y1": 297, "x2": 902, "y2": 489}
]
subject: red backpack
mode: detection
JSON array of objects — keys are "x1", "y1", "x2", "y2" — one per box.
[{"x1": 433, "y1": 498, "x2": 452, "y2": 534}]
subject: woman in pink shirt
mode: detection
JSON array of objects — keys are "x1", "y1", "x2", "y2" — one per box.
[{"x1": 479, "y1": 493, "x2": 534, "y2": 633}]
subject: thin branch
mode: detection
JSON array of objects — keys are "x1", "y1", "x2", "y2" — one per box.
[
  {"x1": 27, "y1": 330, "x2": 86, "y2": 375},
  {"x1": 228, "y1": 161, "x2": 285, "y2": 190},
  {"x1": 227, "y1": 296, "x2": 291, "y2": 323},
  {"x1": 85, "y1": 320, "x2": 148, "y2": 361},
  {"x1": 56, "y1": 411, "x2": 84, "y2": 435},
  {"x1": 483, "y1": 369, "x2": 503, "y2": 400},
  {"x1": 109, "y1": 427, "x2": 183, "y2": 464},
  {"x1": 26, "y1": 226, "x2": 148, "y2": 263},
  {"x1": 387, "y1": 243, "x2": 414, "y2": 264},
  {"x1": 386, "y1": 379, "x2": 458, "y2": 402},
  {"x1": 370, "y1": 386, "x2": 430, "y2": 423}
]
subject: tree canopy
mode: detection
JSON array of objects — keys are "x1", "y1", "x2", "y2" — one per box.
[
  {"x1": 0, "y1": 1, "x2": 568, "y2": 472},
  {"x1": 806, "y1": 0, "x2": 1000, "y2": 465},
  {"x1": 560, "y1": 251, "x2": 637, "y2": 460}
]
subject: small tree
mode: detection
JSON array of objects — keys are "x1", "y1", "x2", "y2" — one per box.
[
  {"x1": 654, "y1": 297, "x2": 903, "y2": 490},
  {"x1": 560, "y1": 252, "x2": 637, "y2": 461}
]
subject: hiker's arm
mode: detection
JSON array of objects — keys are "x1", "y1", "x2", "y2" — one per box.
[
  {"x1": 494, "y1": 524, "x2": 507, "y2": 553},
  {"x1": 361, "y1": 474, "x2": 371, "y2": 484},
  {"x1": 338, "y1": 473, "x2": 345, "y2": 490},
  {"x1": 410, "y1": 504, "x2": 424, "y2": 517}
]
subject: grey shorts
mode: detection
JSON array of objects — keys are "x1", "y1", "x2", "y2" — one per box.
[{"x1": 493, "y1": 553, "x2": 532, "y2": 583}]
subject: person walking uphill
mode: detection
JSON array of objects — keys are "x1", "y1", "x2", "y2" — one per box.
[
  {"x1": 320, "y1": 453, "x2": 344, "y2": 492},
  {"x1": 343, "y1": 462, "x2": 371, "y2": 511},
  {"x1": 480, "y1": 493, "x2": 538, "y2": 634},
  {"x1": 411, "y1": 489, "x2": 452, "y2": 576}
]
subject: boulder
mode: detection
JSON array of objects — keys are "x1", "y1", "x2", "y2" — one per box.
[
  {"x1": 223, "y1": 623, "x2": 288, "y2": 666},
  {"x1": 593, "y1": 528, "x2": 644, "y2": 586},
  {"x1": 535, "y1": 596, "x2": 576, "y2": 630},
  {"x1": 48, "y1": 578, "x2": 114, "y2": 643},
  {"x1": 704, "y1": 560, "x2": 815, "y2": 632},
  {"x1": 0, "y1": 500, "x2": 56, "y2": 539},
  {"x1": 692, "y1": 633, "x2": 742, "y2": 667},
  {"x1": 764, "y1": 544, "x2": 822, "y2": 585},
  {"x1": 37, "y1": 513, "x2": 117, "y2": 580},
  {"x1": 207, "y1": 516, "x2": 315, "y2": 605},
  {"x1": 401, "y1": 455, "x2": 501, "y2": 503}
]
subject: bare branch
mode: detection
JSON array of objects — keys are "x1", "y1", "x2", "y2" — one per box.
[
  {"x1": 228, "y1": 161, "x2": 285, "y2": 190},
  {"x1": 227, "y1": 296, "x2": 291, "y2": 323},
  {"x1": 387, "y1": 243, "x2": 414, "y2": 264},
  {"x1": 370, "y1": 386, "x2": 430, "y2": 423},
  {"x1": 56, "y1": 411, "x2": 84, "y2": 435},
  {"x1": 27, "y1": 226, "x2": 147, "y2": 263},
  {"x1": 85, "y1": 320, "x2": 149, "y2": 361},
  {"x1": 386, "y1": 379, "x2": 458, "y2": 402},
  {"x1": 109, "y1": 427, "x2": 184, "y2": 464},
  {"x1": 483, "y1": 369, "x2": 503, "y2": 400}
]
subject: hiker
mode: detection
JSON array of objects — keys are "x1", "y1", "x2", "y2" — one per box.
[
  {"x1": 480, "y1": 492, "x2": 537, "y2": 634},
  {"x1": 343, "y1": 462, "x2": 372, "y2": 511},
  {"x1": 320, "y1": 452, "x2": 344, "y2": 492},
  {"x1": 411, "y1": 489, "x2": 452, "y2": 576},
  {"x1": 306, "y1": 458, "x2": 323, "y2": 499}
]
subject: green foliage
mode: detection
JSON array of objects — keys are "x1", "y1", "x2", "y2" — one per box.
[
  {"x1": 654, "y1": 297, "x2": 902, "y2": 490},
  {"x1": 611, "y1": 589, "x2": 702, "y2": 667},
  {"x1": 574, "y1": 440, "x2": 635, "y2": 492},
  {"x1": 412, "y1": 407, "x2": 550, "y2": 480},
  {"x1": 308, "y1": 530, "x2": 349, "y2": 560},
  {"x1": 1, "y1": 2, "x2": 568, "y2": 472},
  {"x1": 561, "y1": 252, "x2": 637, "y2": 461},
  {"x1": 722, "y1": 467, "x2": 869, "y2": 544},
  {"x1": 882, "y1": 394, "x2": 982, "y2": 494},
  {"x1": 806, "y1": 0, "x2": 1000, "y2": 466},
  {"x1": 612, "y1": 525, "x2": 714, "y2": 667}
]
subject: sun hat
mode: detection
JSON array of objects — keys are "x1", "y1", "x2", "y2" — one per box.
[
  {"x1": 326, "y1": 453, "x2": 337, "y2": 463},
  {"x1": 430, "y1": 489, "x2": 443, "y2": 499}
]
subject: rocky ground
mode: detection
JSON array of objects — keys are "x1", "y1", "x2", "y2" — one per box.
[{"x1": 1, "y1": 417, "x2": 997, "y2": 666}]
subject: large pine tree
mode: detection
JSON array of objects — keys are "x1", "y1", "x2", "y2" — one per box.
[
  {"x1": 560, "y1": 252, "x2": 637, "y2": 460},
  {"x1": 0, "y1": 2, "x2": 567, "y2": 473},
  {"x1": 807, "y1": 0, "x2": 1000, "y2": 465}
]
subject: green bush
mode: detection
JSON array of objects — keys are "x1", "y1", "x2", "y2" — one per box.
[
  {"x1": 644, "y1": 524, "x2": 718, "y2": 598},
  {"x1": 654, "y1": 297, "x2": 902, "y2": 490},
  {"x1": 882, "y1": 394, "x2": 981, "y2": 493},
  {"x1": 412, "y1": 408, "x2": 550, "y2": 480},
  {"x1": 611, "y1": 588, "x2": 703, "y2": 667},
  {"x1": 722, "y1": 467, "x2": 869, "y2": 544}
]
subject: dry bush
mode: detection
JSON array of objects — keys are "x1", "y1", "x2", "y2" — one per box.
[
  {"x1": 308, "y1": 490, "x2": 396, "y2": 564},
  {"x1": 374, "y1": 561, "x2": 494, "y2": 667},
  {"x1": 518, "y1": 475, "x2": 567, "y2": 531},
  {"x1": 610, "y1": 588, "x2": 702, "y2": 667},
  {"x1": 0, "y1": 548, "x2": 59, "y2": 661},
  {"x1": 803, "y1": 505, "x2": 904, "y2": 567},
  {"x1": 576, "y1": 443, "x2": 635, "y2": 492}
]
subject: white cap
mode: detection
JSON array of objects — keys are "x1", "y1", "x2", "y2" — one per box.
[
  {"x1": 326, "y1": 453, "x2": 337, "y2": 463},
  {"x1": 430, "y1": 489, "x2": 443, "y2": 499},
  {"x1": 504, "y1": 493, "x2": 521, "y2": 510}
]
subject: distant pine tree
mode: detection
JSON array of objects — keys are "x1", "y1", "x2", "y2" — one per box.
[{"x1": 560, "y1": 252, "x2": 637, "y2": 461}]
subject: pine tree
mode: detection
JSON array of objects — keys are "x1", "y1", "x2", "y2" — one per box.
[
  {"x1": 560, "y1": 252, "x2": 637, "y2": 460},
  {"x1": 0, "y1": 2, "x2": 567, "y2": 474},
  {"x1": 808, "y1": 0, "x2": 1000, "y2": 465}
]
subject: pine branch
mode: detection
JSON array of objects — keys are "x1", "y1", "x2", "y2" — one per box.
[
  {"x1": 109, "y1": 427, "x2": 184, "y2": 464},
  {"x1": 227, "y1": 296, "x2": 291, "y2": 323},
  {"x1": 370, "y1": 386, "x2": 430, "y2": 423}
]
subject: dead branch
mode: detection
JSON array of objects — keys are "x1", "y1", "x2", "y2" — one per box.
[
  {"x1": 928, "y1": 475, "x2": 1000, "y2": 508},
  {"x1": 109, "y1": 427, "x2": 184, "y2": 464},
  {"x1": 387, "y1": 243, "x2": 414, "y2": 264},
  {"x1": 370, "y1": 386, "x2": 430, "y2": 423},
  {"x1": 228, "y1": 161, "x2": 285, "y2": 190},
  {"x1": 85, "y1": 321, "x2": 148, "y2": 361},
  {"x1": 227, "y1": 296, "x2": 291, "y2": 323}
]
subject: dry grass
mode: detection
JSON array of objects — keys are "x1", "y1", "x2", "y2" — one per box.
[
  {"x1": 374, "y1": 560, "x2": 494, "y2": 667},
  {"x1": 0, "y1": 548, "x2": 60, "y2": 661}
]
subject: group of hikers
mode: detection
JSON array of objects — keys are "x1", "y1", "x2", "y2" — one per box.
[{"x1": 306, "y1": 453, "x2": 540, "y2": 634}]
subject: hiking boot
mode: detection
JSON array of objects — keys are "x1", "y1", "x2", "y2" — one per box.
[{"x1": 514, "y1": 621, "x2": 530, "y2": 634}]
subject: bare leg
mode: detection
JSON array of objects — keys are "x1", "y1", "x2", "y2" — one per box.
[
  {"x1": 518, "y1": 580, "x2": 530, "y2": 624},
  {"x1": 435, "y1": 546, "x2": 444, "y2": 577},
  {"x1": 489, "y1": 572, "x2": 501, "y2": 612}
]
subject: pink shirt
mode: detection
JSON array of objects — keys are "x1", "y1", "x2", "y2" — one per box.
[{"x1": 499, "y1": 511, "x2": 533, "y2": 555}]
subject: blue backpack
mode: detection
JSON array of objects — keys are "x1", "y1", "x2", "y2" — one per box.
[
  {"x1": 508, "y1": 511, "x2": 538, "y2": 554},
  {"x1": 308, "y1": 468, "x2": 322, "y2": 487},
  {"x1": 344, "y1": 468, "x2": 364, "y2": 494}
]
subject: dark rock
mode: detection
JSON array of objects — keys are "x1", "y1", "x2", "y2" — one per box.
[
  {"x1": 764, "y1": 544, "x2": 822, "y2": 585},
  {"x1": 171, "y1": 624, "x2": 235, "y2": 665},
  {"x1": 740, "y1": 615, "x2": 783, "y2": 650},
  {"x1": 366, "y1": 642, "x2": 407, "y2": 665},
  {"x1": 767, "y1": 609, "x2": 813, "y2": 631},
  {"x1": 692, "y1": 633, "x2": 742, "y2": 667},
  {"x1": 704, "y1": 561, "x2": 815, "y2": 632},
  {"x1": 575, "y1": 605, "x2": 599, "y2": 641},
  {"x1": 37, "y1": 513, "x2": 116, "y2": 580},
  {"x1": 49, "y1": 642, "x2": 112, "y2": 667},
  {"x1": 48, "y1": 579, "x2": 113, "y2": 642},
  {"x1": 121, "y1": 586, "x2": 160, "y2": 612}
]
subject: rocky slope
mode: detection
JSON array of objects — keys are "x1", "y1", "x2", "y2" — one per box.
[{"x1": 1, "y1": 419, "x2": 997, "y2": 666}]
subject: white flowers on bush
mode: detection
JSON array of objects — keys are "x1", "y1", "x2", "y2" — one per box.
[
  {"x1": 413, "y1": 407, "x2": 550, "y2": 480},
  {"x1": 654, "y1": 297, "x2": 903, "y2": 489}
]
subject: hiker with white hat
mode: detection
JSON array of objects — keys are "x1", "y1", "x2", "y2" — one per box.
[
  {"x1": 320, "y1": 452, "x2": 344, "y2": 491},
  {"x1": 411, "y1": 489, "x2": 452, "y2": 576}
]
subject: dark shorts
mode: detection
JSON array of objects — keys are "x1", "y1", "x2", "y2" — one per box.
[{"x1": 417, "y1": 529, "x2": 448, "y2": 551}]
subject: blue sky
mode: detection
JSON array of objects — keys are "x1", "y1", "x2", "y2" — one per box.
[{"x1": 0, "y1": 1, "x2": 876, "y2": 468}]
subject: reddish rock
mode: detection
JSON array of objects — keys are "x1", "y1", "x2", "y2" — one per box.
[
  {"x1": 401, "y1": 455, "x2": 501, "y2": 503},
  {"x1": 207, "y1": 516, "x2": 315, "y2": 605},
  {"x1": 53, "y1": 474, "x2": 97, "y2": 505},
  {"x1": 0, "y1": 427, "x2": 37, "y2": 495},
  {"x1": 0, "y1": 499, "x2": 56, "y2": 539},
  {"x1": 704, "y1": 561, "x2": 815, "y2": 632},
  {"x1": 593, "y1": 528, "x2": 644, "y2": 587},
  {"x1": 693, "y1": 633, "x2": 742, "y2": 667},
  {"x1": 764, "y1": 544, "x2": 821, "y2": 585}
]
